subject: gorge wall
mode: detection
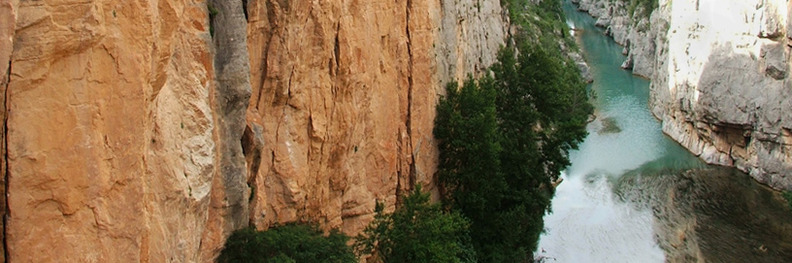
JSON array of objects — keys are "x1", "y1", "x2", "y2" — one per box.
[
  {"x1": 574, "y1": 0, "x2": 792, "y2": 190},
  {"x1": 242, "y1": 0, "x2": 509, "y2": 236},
  {"x1": 0, "y1": 0, "x2": 508, "y2": 262}
]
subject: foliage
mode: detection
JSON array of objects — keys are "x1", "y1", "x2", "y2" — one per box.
[
  {"x1": 208, "y1": 3, "x2": 219, "y2": 37},
  {"x1": 501, "y1": 0, "x2": 576, "y2": 49},
  {"x1": 626, "y1": 0, "x2": 658, "y2": 20},
  {"x1": 493, "y1": 45, "x2": 592, "y2": 179},
  {"x1": 354, "y1": 185, "x2": 477, "y2": 263},
  {"x1": 435, "y1": 76, "x2": 504, "y2": 222},
  {"x1": 207, "y1": 3, "x2": 220, "y2": 17},
  {"x1": 784, "y1": 191, "x2": 792, "y2": 211},
  {"x1": 218, "y1": 223, "x2": 357, "y2": 263},
  {"x1": 434, "y1": 42, "x2": 592, "y2": 263}
]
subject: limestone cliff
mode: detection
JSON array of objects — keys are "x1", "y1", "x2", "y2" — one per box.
[
  {"x1": 0, "y1": 0, "x2": 508, "y2": 261},
  {"x1": 575, "y1": 0, "x2": 792, "y2": 190},
  {"x1": 2, "y1": 0, "x2": 247, "y2": 261},
  {"x1": 243, "y1": 0, "x2": 509, "y2": 236}
]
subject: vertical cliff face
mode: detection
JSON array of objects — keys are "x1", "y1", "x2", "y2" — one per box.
[
  {"x1": 244, "y1": 0, "x2": 508, "y2": 235},
  {"x1": 573, "y1": 0, "x2": 662, "y2": 78},
  {"x1": 1, "y1": 0, "x2": 249, "y2": 261},
  {"x1": 201, "y1": 0, "x2": 252, "y2": 259},
  {"x1": 651, "y1": 0, "x2": 792, "y2": 191},
  {"x1": 0, "y1": 0, "x2": 12, "y2": 261},
  {"x1": 0, "y1": 0, "x2": 508, "y2": 261},
  {"x1": 576, "y1": 0, "x2": 792, "y2": 190}
]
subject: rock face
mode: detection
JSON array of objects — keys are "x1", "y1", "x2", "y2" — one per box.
[
  {"x1": 0, "y1": 0, "x2": 508, "y2": 262},
  {"x1": 617, "y1": 167, "x2": 792, "y2": 262},
  {"x1": 3, "y1": 0, "x2": 245, "y2": 261},
  {"x1": 574, "y1": 0, "x2": 661, "y2": 78},
  {"x1": 0, "y1": 0, "x2": 12, "y2": 261},
  {"x1": 576, "y1": 0, "x2": 792, "y2": 190},
  {"x1": 244, "y1": 0, "x2": 509, "y2": 235}
]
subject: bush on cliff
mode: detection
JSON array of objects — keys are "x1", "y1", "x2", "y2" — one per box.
[
  {"x1": 218, "y1": 223, "x2": 356, "y2": 263},
  {"x1": 354, "y1": 185, "x2": 477, "y2": 263},
  {"x1": 502, "y1": 0, "x2": 575, "y2": 49},
  {"x1": 627, "y1": 0, "x2": 659, "y2": 20},
  {"x1": 784, "y1": 191, "x2": 792, "y2": 211},
  {"x1": 434, "y1": 41, "x2": 592, "y2": 262}
]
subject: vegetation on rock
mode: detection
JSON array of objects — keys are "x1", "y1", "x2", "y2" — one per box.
[
  {"x1": 354, "y1": 186, "x2": 477, "y2": 263},
  {"x1": 207, "y1": 3, "x2": 219, "y2": 37},
  {"x1": 625, "y1": 0, "x2": 659, "y2": 19},
  {"x1": 503, "y1": 0, "x2": 576, "y2": 49},
  {"x1": 218, "y1": 224, "x2": 356, "y2": 263}
]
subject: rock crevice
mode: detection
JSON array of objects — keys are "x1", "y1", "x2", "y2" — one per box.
[
  {"x1": 0, "y1": 1, "x2": 12, "y2": 260},
  {"x1": 201, "y1": 0, "x2": 253, "y2": 259},
  {"x1": 2, "y1": 61, "x2": 8, "y2": 263}
]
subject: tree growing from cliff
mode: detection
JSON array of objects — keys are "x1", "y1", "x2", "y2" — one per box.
[
  {"x1": 354, "y1": 185, "x2": 477, "y2": 263},
  {"x1": 434, "y1": 42, "x2": 592, "y2": 263},
  {"x1": 218, "y1": 223, "x2": 356, "y2": 263}
]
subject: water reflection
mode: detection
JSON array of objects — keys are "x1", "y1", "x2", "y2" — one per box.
[{"x1": 616, "y1": 163, "x2": 792, "y2": 262}]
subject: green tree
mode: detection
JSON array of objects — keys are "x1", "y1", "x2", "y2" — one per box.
[
  {"x1": 218, "y1": 223, "x2": 356, "y2": 263},
  {"x1": 435, "y1": 77, "x2": 505, "y2": 222},
  {"x1": 434, "y1": 43, "x2": 592, "y2": 263},
  {"x1": 354, "y1": 185, "x2": 477, "y2": 263},
  {"x1": 493, "y1": 45, "x2": 591, "y2": 186},
  {"x1": 493, "y1": 44, "x2": 592, "y2": 261}
]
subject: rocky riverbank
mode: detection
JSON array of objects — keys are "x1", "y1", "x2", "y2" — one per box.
[{"x1": 572, "y1": 0, "x2": 792, "y2": 191}]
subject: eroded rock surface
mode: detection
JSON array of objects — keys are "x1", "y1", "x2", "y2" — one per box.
[
  {"x1": 244, "y1": 0, "x2": 509, "y2": 236},
  {"x1": 3, "y1": 0, "x2": 243, "y2": 262},
  {"x1": 0, "y1": 0, "x2": 509, "y2": 261},
  {"x1": 616, "y1": 167, "x2": 792, "y2": 262},
  {"x1": 576, "y1": 0, "x2": 792, "y2": 190},
  {"x1": 0, "y1": 0, "x2": 12, "y2": 261}
]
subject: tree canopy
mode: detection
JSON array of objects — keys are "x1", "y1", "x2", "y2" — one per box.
[
  {"x1": 354, "y1": 185, "x2": 477, "y2": 263},
  {"x1": 218, "y1": 223, "x2": 357, "y2": 263},
  {"x1": 434, "y1": 42, "x2": 592, "y2": 262}
]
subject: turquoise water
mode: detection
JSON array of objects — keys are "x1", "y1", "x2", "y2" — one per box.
[
  {"x1": 535, "y1": 2, "x2": 701, "y2": 262},
  {"x1": 536, "y1": 1, "x2": 792, "y2": 262}
]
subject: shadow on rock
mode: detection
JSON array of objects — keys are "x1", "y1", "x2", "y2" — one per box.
[{"x1": 613, "y1": 160, "x2": 792, "y2": 262}]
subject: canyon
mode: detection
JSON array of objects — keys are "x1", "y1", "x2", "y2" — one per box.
[
  {"x1": 575, "y1": 0, "x2": 792, "y2": 190},
  {"x1": 2, "y1": 0, "x2": 791, "y2": 262}
]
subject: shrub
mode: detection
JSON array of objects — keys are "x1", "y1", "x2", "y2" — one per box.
[
  {"x1": 354, "y1": 185, "x2": 477, "y2": 263},
  {"x1": 218, "y1": 223, "x2": 356, "y2": 263},
  {"x1": 207, "y1": 3, "x2": 219, "y2": 37}
]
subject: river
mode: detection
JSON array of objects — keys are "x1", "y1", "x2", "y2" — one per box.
[{"x1": 535, "y1": 1, "x2": 792, "y2": 262}]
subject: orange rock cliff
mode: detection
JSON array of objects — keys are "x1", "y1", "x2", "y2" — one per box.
[{"x1": 0, "y1": 0, "x2": 509, "y2": 261}]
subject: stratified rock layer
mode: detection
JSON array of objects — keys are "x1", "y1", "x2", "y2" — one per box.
[{"x1": 576, "y1": 0, "x2": 792, "y2": 190}]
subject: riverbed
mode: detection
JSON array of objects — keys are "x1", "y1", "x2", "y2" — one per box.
[{"x1": 535, "y1": 1, "x2": 792, "y2": 262}]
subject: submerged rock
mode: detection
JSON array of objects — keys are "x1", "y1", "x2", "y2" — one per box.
[{"x1": 598, "y1": 117, "x2": 622, "y2": 134}]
